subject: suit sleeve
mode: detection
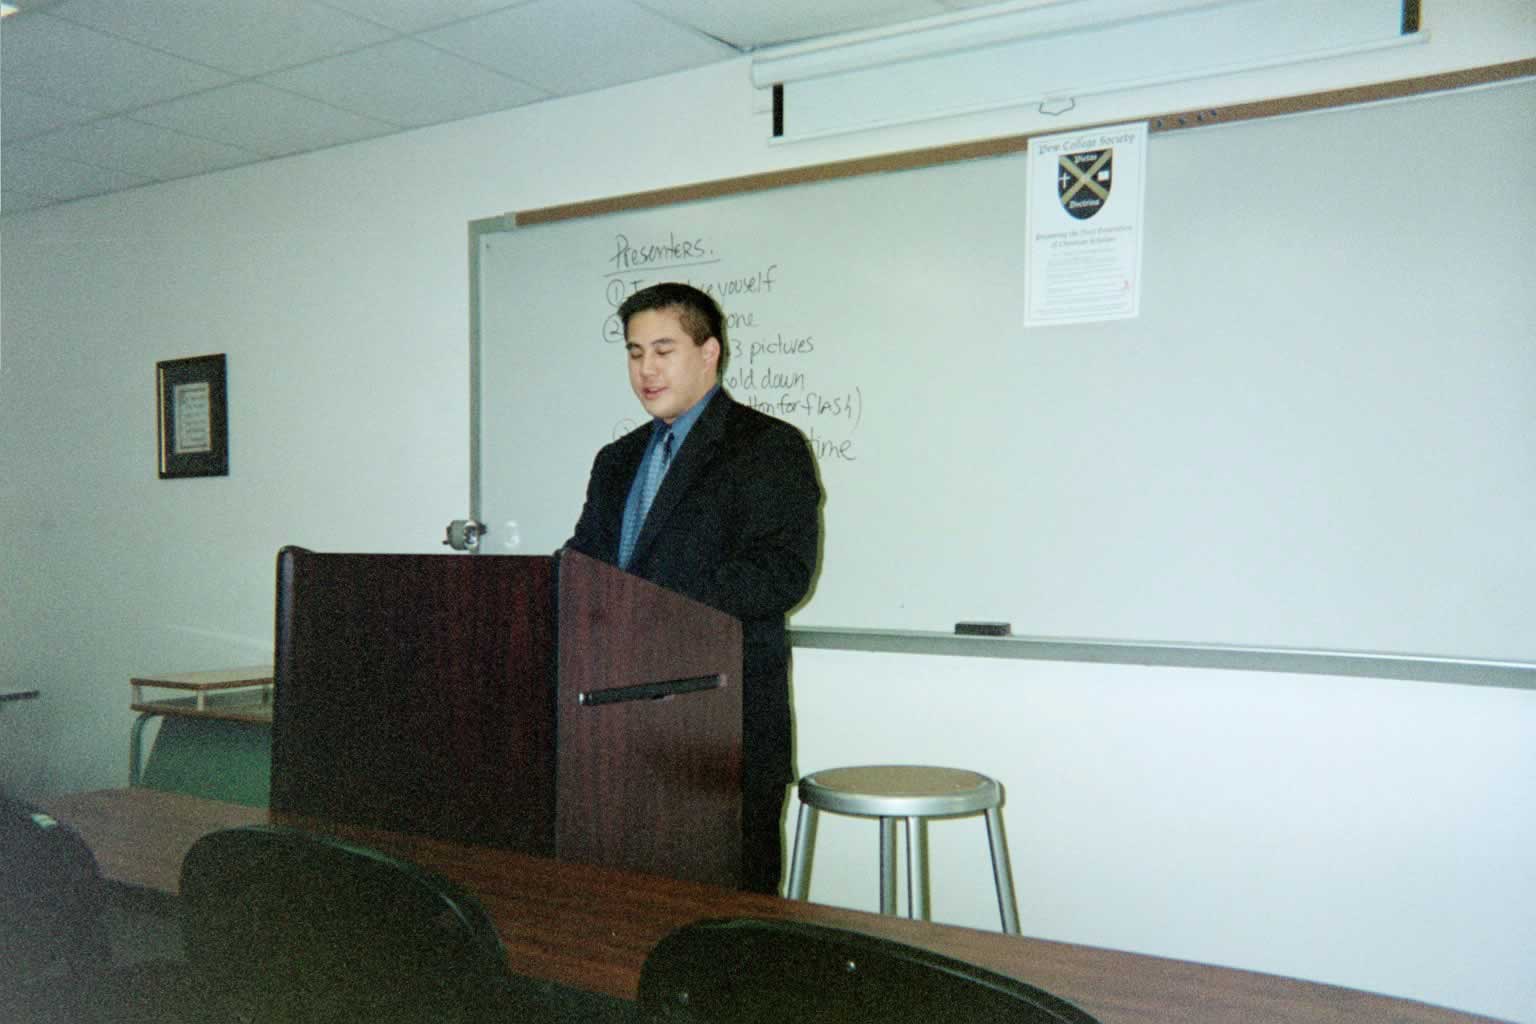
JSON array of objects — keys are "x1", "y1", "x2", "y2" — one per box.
[
  {"x1": 565, "y1": 448, "x2": 618, "y2": 563},
  {"x1": 700, "y1": 422, "x2": 822, "y2": 622}
]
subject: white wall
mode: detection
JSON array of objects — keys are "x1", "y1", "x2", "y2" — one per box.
[
  {"x1": 790, "y1": 651, "x2": 1536, "y2": 1020},
  {"x1": 2, "y1": 2, "x2": 1533, "y2": 1019}
]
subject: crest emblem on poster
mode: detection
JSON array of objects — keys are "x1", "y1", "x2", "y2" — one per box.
[{"x1": 1057, "y1": 149, "x2": 1113, "y2": 220}]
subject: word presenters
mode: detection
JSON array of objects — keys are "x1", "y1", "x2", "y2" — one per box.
[{"x1": 603, "y1": 232, "x2": 864, "y2": 465}]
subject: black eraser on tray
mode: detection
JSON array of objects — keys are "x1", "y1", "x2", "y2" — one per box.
[{"x1": 955, "y1": 621, "x2": 1012, "y2": 636}]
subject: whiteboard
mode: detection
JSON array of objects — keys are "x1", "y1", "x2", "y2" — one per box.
[{"x1": 473, "y1": 79, "x2": 1536, "y2": 661}]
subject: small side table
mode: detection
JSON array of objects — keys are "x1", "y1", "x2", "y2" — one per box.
[{"x1": 130, "y1": 667, "x2": 274, "y2": 785}]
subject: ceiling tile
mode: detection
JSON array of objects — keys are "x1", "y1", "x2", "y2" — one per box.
[
  {"x1": 1, "y1": 189, "x2": 57, "y2": 214},
  {"x1": 131, "y1": 82, "x2": 399, "y2": 157},
  {"x1": 421, "y1": 0, "x2": 738, "y2": 97},
  {"x1": 638, "y1": 0, "x2": 947, "y2": 49},
  {"x1": 0, "y1": 13, "x2": 233, "y2": 113},
  {"x1": 1, "y1": 146, "x2": 153, "y2": 201},
  {"x1": 46, "y1": 0, "x2": 397, "y2": 77},
  {"x1": 263, "y1": 38, "x2": 548, "y2": 127},
  {"x1": 316, "y1": 0, "x2": 532, "y2": 34},
  {"x1": 1, "y1": 85, "x2": 104, "y2": 143},
  {"x1": 21, "y1": 117, "x2": 261, "y2": 181},
  {"x1": 0, "y1": 0, "x2": 1018, "y2": 216}
]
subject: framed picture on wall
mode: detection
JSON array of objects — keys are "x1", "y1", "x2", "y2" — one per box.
[{"x1": 156, "y1": 354, "x2": 228, "y2": 479}]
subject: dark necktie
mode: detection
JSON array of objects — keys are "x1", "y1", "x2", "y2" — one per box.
[{"x1": 619, "y1": 427, "x2": 673, "y2": 568}]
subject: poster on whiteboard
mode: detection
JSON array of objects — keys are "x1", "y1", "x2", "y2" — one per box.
[{"x1": 1025, "y1": 121, "x2": 1148, "y2": 327}]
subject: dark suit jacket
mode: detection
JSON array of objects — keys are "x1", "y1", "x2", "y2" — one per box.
[{"x1": 566, "y1": 391, "x2": 822, "y2": 788}]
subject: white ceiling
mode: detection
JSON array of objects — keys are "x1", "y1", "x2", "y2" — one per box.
[{"x1": 0, "y1": 0, "x2": 1004, "y2": 215}]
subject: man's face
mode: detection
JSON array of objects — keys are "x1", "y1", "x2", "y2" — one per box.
[{"x1": 626, "y1": 307, "x2": 720, "y2": 424}]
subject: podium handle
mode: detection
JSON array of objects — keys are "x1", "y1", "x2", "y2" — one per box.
[{"x1": 578, "y1": 674, "x2": 722, "y2": 707}]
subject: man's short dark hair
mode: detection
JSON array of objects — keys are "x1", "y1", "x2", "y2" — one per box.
[{"x1": 618, "y1": 282, "x2": 729, "y2": 374}]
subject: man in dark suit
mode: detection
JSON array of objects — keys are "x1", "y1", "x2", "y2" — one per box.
[{"x1": 566, "y1": 282, "x2": 821, "y2": 894}]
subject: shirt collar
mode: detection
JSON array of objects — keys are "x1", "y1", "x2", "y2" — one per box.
[{"x1": 652, "y1": 384, "x2": 719, "y2": 450}]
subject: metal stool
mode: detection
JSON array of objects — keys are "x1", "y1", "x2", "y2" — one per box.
[{"x1": 786, "y1": 765, "x2": 1021, "y2": 934}]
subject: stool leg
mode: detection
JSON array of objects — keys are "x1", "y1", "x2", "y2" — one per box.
[
  {"x1": 878, "y1": 817, "x2": 898, "y2": 916},
  {"x1": 907, "y1": 817, "x2": 930, "y2": 922},
  {"x1": 787, "y1": 803, "x2": 818, "y2": 900},
  {"x1": 984, "y1": 807, "x2": 1021, "y2": 934}
]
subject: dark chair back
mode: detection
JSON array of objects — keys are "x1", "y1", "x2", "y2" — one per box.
[
  {"x1": 639, "y1": 917, "x2": 1101, "y2": 1024},
  {"x1": 0, "y1": 795, "x2": 111, "y2": 1022},
  {"x1": 179, "y1": 825, "x2": 509, "y2": 1024}
]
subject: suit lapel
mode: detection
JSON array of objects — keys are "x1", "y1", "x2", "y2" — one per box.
[{"x1": 631, "y1": 392, "x2": 732, "y2": 566}]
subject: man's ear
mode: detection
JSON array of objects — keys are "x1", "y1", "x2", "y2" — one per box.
[{"x1": 703, "y1": 336, "x2": 721, "y2": 369}]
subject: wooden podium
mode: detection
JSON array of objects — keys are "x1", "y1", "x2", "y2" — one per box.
[{"x1": 270, "y1": 546, "x2": 744, "y2": 887}]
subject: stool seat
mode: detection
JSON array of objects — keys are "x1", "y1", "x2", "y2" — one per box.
[
  {"x1": 788, "y1": 764, "x2": 1020, "y2": 934},
  {"x1": 798, "y1": 766, "x2": 1002, "y2": 818}
]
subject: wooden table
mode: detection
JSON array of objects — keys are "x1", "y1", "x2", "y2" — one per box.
[
  {"x1": 128, "y1": 667, "x2": 273, "y2": 783},
  {"x1": 40, "y1": 788, "x2": 1499, "y2": 1024}
]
